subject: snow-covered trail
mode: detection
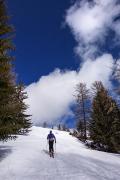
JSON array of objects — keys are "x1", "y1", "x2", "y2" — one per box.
[{"x1": 0, "y1": 127, "x2": 120, "y2": 180}]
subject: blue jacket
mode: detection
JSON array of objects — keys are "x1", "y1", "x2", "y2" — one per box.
[{"x1": 47, "y1": 133, "x2": 56, "y2": 143}]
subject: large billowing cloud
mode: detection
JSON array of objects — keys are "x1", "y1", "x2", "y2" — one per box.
[
  {"x1": 26, "y1": 54, "x2": 113, "y2": 125},
  {"x1": 66, "y1": 0, "x2": 120, "y2": 58},
  {"x1": 25, "y1": 0, "x2": 120, "y2": 125}
]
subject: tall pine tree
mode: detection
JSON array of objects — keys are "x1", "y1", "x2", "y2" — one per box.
[
  {"x1": 74, "y1": 83, "x2": 90, "y2": 141},
  {"x1": 0, "y1": 0, "x2": 31, "y2": 141},
  {"x1": 90, "y1": 81, "x2": 120, "y2": 152}
]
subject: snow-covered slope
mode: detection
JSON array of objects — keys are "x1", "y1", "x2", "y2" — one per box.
[{"x1": 0, "y1": 126, "x2": 120, "y2": 180}]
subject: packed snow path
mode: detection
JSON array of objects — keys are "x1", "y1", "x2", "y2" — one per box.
[{"x1": 0, "y1": 127, "x2": 120, "y2": 180}]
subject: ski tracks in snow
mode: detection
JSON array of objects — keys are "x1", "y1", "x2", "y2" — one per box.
[{"x1": 0, "y1": 126, "x2": 120, "y2": 180}]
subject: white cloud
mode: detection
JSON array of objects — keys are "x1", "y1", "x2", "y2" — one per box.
[
  {"x1": 65, "y1": 0, "x2": 120, "y2": 58},
  {"x1": 25, "y1": 54, "x2": 113, "y2": 125},
  {"x1": 25, "y1": 0, "x2": 120, "y2": 125},
  {"x1": 25, "y1": 69, "x2": 77, "y2": 125}
]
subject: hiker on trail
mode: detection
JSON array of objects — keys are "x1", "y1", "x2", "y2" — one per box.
[{"x1": 47, "y1": 130, "x2": 56, "y2": 157}]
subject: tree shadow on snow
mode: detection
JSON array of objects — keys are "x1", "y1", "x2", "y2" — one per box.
[{"x1": 0, "y1": 145, "x2": 12, "y2": 162}]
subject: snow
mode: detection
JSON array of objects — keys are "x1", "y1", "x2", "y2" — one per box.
[{"x1": 0, "y1": 126, "x2": 120, "y2": 180}]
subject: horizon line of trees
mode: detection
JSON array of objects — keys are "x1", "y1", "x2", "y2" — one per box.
[{"x1": 42, "y1": 122, "x2": 69, "y2": 131}]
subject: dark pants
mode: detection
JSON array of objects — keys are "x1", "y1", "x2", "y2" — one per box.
[{"x1": 49, "y1": 141, "x2": 54, "y2": 153}]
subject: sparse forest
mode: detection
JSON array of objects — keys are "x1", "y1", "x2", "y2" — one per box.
[{"x1": 74, "y1": 80, "x2": 120, "y2": 153}]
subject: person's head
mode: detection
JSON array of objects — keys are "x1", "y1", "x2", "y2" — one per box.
[{"x1": 50, "y1": 130, "x2": 52, "y2": 134}]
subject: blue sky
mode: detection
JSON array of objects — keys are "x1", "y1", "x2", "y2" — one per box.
[
  {"x1": 7, "y1": 0, "x2": 120, "y2": 126},
  {"x1": 7, "y1": 0, "x2": 79, "y2": 85}
]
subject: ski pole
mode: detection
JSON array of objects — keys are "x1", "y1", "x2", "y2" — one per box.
[
  {"x1": 46, "y1": 141, "x2": 48, "y2": 151},
  {"x1": 55, "y1": 142, "x2": 56, "y2": 154}
]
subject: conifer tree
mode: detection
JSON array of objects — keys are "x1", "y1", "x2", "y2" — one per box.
[
  {"x1": 90, "y1": 81, "x2": 120, "y2": 152},
  {"x1": 0, "y1": 0, "x2": 31, "y2": 141},
  {"x1": 43, "y1": 122, "x2": 47, "y2": 128},
  {"x1": 62, "y1": 124, "x2": 66, "y2": 131},
  {"x1": 58, "y1": 124, "x2": 61, "y2": 130},
  {"x1": 74, "y1": 83, "x2": 90, "y2": 141},
  {"x1": 13, "y1": 84, "x2": 31, "y2": 134}
]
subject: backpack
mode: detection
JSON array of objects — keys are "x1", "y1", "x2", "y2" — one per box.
[{"x1": 48, "y1": 134, "x2": 55, "y2": 142}]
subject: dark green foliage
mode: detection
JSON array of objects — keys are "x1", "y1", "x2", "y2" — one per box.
[
  {"x1": 90, "y1": 81, "x2": 120, "y2": 152},
  {"x1": 0, "y1": 0, "x2": 31, "y2": 141},
  {"x1": 12, "y1": 84, "x2": 31, "y2": 135}
]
